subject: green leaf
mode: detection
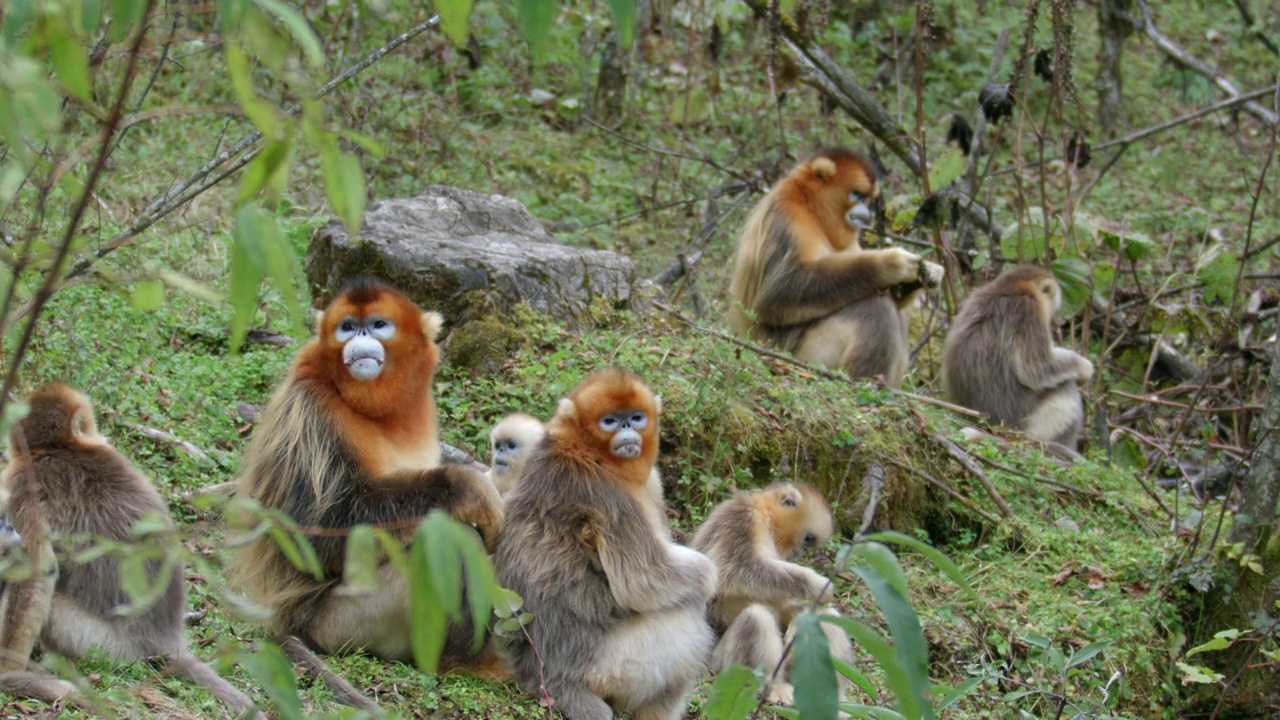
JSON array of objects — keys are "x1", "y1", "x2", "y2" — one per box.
[
  {"x1": 109, "y1": 0, "x2": 147, "y2": 42},
  {"x1": 159, "y1": 271, "x2": 225, "y2": 304},
  {"x1": 238, "y1": 642, "x2": 301, "y2": 720},
  {"x1": 131, "y1": 279, "x2": 165, "y2": 311},
  {"x1": 862, "y1": 532, "x2": 978, "y2": 603},
  {"x1": 118, "y1": 552, "x2": 180, "y2": 617},
  {"x1": 934, "y1": 676, "x2": 985, "y2": 711},
  {"x1": 837, "y1": 705, "x2": 907, "y2": 720},
  {"x1": 1196, "y1": 244, "x2": 1238, "y2": 304},
  {"x1": 821, "y1": 615, "x2": 919, "y2": 719},
  {"x1": 606, "y1": 0, "x2": 636, "y2": 47},
  {"x1": 320, "y1": 139, "x2": 367, "y2": 237},
  {"x1": 515, "y1": 0, "x2": 556, "y2": 60},
  {"x1": 792, "y1": 612, "x2": 840, "y2": 720},
  {"x1": 225, "y1": 45, "x2": 282, "y2": 138},
  {"x1": 850, "y1": 565, "x2": 933, "y2": 720},
  {"x1": 3, "y1": 0, "x2": 34, "y2": 41},
  {"x1": 1050, "y1": 256, "x2": 1092, "y2": 317},
  {"x1": 237, "y1": 138, "x2": 293, "y2": 204},
  {"x1": 423, "y1": 513, "x2": 464, "y2": 624},
  {"x1": 253, "y1": 0, "x2": 324, "y2": 67},
  {"x1": 927, "y1": 148, "x2": 965, "y2": 190},
  {"x1": 80, "y1": 0, "x2": 104, "y2": 34},
  {"x1": 438, "y1": 0, "x2": 475, "y2": 48},
  {"x1": 849, "y1": 542, "x2": 909, "y2": 600},
  {"x1": 229, "y1": 205, "x2": 267, "y2": 351},
  {"x1": 340, "y1": 524, "x2": 382, "y2": 595},
  {"x1": 457, "y1": 523, "x2": 498, "y2": 647},
  {"x1": 1066, "y1": 640, "x2": 1113, "y2": 668},
  {"x1": 1112, "y1": 437, "x2": 1144, "y2": 470},
  {"x1": 1174, "y1": 661, "x2": 1223, "y2": 684},
  {"x1": 44, "y1": 15, "x2": 92, "y2": 103},
  {"x1": 832, "y1": 657, "x2": 876, "y2": 698},
  {"x1": 265, "y1": 525, "x2": 322, "y2": 579},
  {"x1": 409, "y1": 522, "x2": 448, "y2": 674},
  {"x1": 1187, "y1": 629, "x2": 1240, "y2": 658},
  {"x1": 703, "y1": 664, "x2": 761, "y2": 720}
]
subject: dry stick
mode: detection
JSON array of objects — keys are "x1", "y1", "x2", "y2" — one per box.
[
  {"x1": 925, "y1": 430, "x2": 1013, "y2": 518},
  {"x1": 120, "y1": 421, "x2": 230, "y2": 466},
  {"x1": 277, "y1": 636, "x2": 381, "y2": 713},
  {"x1": 873, "y1": 451, "x2": 1002, "y2": 524},
  {"x1": 0, "y1": 0, "x2": 155, "y2": 405},
  {"x1": 48, "y1": 16, "x2": 443, "y2": 292},
  {"x1": 1133, "y1": 0, "x2": 1277, "y2": 125},
  {"x1": 1109, "y1": 391, "x2": 1262, "y2": 414},
  {"x1": 958, "y1": 28, "x2": 1010, "y2": 230},
  {"x1": 649, "y1": 299, "x2": 983, "y2": 418},
  {"x1": 970, "y1": 452, "x2": 1103, "y2": 500}
]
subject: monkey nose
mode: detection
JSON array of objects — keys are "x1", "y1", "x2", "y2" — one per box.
[{"x1": 846, "y1": 202, "x2": 872, "y2": 229}]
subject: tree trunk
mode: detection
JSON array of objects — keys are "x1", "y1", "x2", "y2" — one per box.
[
  {"x1": 1096, "y1": 0, "x2": 1133, "y2": 130},
  {"x1": 1230, "y1": 336, "x2": 1280, "y2": 551}
]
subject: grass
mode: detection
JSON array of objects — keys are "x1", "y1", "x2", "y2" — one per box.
[{"x1": 3, "y1": 0, "x2": 1278, "y2": 717}]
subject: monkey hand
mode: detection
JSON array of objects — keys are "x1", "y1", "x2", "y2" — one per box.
[
  {"x1": 765, "y1": 681, "x2": 795, "y2": 706},
  {"x1": 879, "y1": 248, "x2": 925, "y2": 285},
  {"x1": 1075, "y1": 355, "x2": 1094, "y2": 384},
  {"x1": 803, "y1": 567, "x2": 835, "y2": 603},
  {"x1": 919, "y1": 260, "x2": 945, "y2": 288},
  {"x1": 668, "y1": 544, "x2": 719, "y2": 602}
]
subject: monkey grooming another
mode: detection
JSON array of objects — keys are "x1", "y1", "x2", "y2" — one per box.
[
  {"x1": 233, "y1": 278, "x2": 506, "y2": 676},
  {"x1": 941, "y1": 264, "x2": 1094, "y2": 446},
  {"x1": 728, "y1": 147, "x2": 945, "y2": 386},
  {"x1": 495, "y1": 369, "x2": 717, "y2": 720},
  {"x1": 692, "y1": 482, "x2": 853, "y2": 706},
  {"x1": 0, "y1": 384, "x2": 261, "y2": 716}
]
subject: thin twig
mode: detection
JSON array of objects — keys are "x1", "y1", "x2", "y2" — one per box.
[
  {"x1": 277, "y1": 635, "x2": 380, "y2": 712},
  {"x1": 873, "y1": 451, "x2": 1002, "y2": 524},
  {"x1": 925, "y1": 429, "x2": 1014, "y2": 518}
]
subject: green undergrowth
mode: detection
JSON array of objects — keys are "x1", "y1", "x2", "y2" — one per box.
[{"x1": 6, "y1": 276, "x2": 1180, "y2": 718}]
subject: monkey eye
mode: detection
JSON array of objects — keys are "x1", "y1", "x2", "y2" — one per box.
[
  {"x1": 628, "y1": 412, "x2": 648, "y2": 429},
  {"x1": 848, "y1": 190, "x2": 865, "y2": 202},
  {"x1": 600, "y1": 416, "x2": 618, "y2": 430},
  {"x1": 507, "y1": 440, "x2": 519, "y2": 451},
  {"x1": 340, "y1": 321, "x2": 355, "y2": 332}
]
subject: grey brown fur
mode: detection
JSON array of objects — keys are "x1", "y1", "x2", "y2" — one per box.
[
  {"x1": 0, "y1": 384, "x2": 260, "y2": 716},
  {"x1": 941, "y1": 265, "x2": 1093, "y2": 446}
]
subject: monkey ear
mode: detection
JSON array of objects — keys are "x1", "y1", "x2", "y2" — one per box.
[
  {"x1": 779, "y1": 485, "x2": 801, "y2": 508},
  {"x1": 312, "y1": 310, "x2": 325, "y2": 334},
  {"x1": 809, "y1": 157, "x2": 837, "y2": 179},
  {"x1": 556, "y1": 398, "x2": 578, "y2": 422},
  {"x1": 1036, "y1": 278, "x2": 1061, "y2": 314},
  {"x1": 654, "y1": 395, "x2": 663, "y2": 414},
  {"x1": 420, "y1": 311, "x2": 444, "y2": 342}
]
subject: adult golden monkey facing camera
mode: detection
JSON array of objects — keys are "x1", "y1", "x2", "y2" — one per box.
[
  {"x1": 728, "y1": 147, "x2": 945, "y2": 387},
  {"x1": 233, "y1": 278, "x2": 506, "y2": 677},
  {"x1": 495, "y1": 369, "x2": 717, "y2": 720}
]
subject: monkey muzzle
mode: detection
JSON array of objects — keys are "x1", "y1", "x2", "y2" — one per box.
[
  {"x1": 845, "y1": 201, "x2": 872, "y2": 231},
  {"x1": 492, "y1": 451, "x2": 511, "y2": 472},
  {"x1": 343, "y1": 336, "x2": 386, "y2": 381},
  {"x1": 611, "y1": 428, "x2": 642, "y2": 459}
]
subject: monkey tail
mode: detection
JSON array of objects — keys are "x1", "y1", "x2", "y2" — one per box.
[
  {"x1": 168, "y1": 650, "x2": 263, "y2": 720},
  {"x1": 0, "y1": 668, "x2": 77, "y2": 704}
]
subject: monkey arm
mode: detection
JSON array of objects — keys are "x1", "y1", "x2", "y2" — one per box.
[
  {"x1": 752, "y1": 236, "x2": 922, "y2": 327},
  {"x1": 593, "y1": 508, "x2": 716, "y2": 613},
  {"x1": 1014, "y1": 344, "x2": 1091, "y2": 392},
  {"x1": 721, "y1": 556, "x2": 832, "y2": 606}
]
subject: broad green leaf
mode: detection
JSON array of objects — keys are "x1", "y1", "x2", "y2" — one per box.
[
  {"x1": 376, "y1": 528, "x2": 410, "y2": 577},
  {"x1": 409, "y1": 523, "x2": 448, "y2": 673},
  {"x1": 850, "y1": 565, "x2": 933, "y2": 720},
  {"x1": 44, "y1": 15, "x2": 92, "y2": 102},
  {"x1": 1175, "y1": 661, "x2": 1223, "y2": 684},
  {"x1": 1050, "y1": 256, "x2": 1091, "y2": 317},
  {"x1": 131, "y1": 279, "x2": 165, "y2": 311},
  {"x1": 1100, "y1": 227, "x2": 1154, "y2": 260},
  {"x1": 1022, "y1": 633, "x2": 1052, "y2": 649},
  {"x1": 225, "y1": 45, "x2": 282, "y2": 138},
  {"x1": 254, "y1": 0, "x2": 324, "y2": 66},
  {"x1": 703, "y1": 663, "x2": 761, "y2": 720},
  {"x1": 1092, "y1": 262, "x2": 1116, "y2": 297},
  {"x1": 792, "y1": 612, "x2": 839, "y2": 720},
  {"x1": 1196, "y1": 244, "x2": 1238, "y2": 304},
  {"x1": 118, "y1": 552, "x2": 180, "y2": 617},
  {"x1": 832, "y1": 657, "x2": 876, "y2": 698},
  {"x1": 340, "y1": 129, "x2": 386, "y2": 159},
  {"x1": 1112, "y1": 436, "x2": 1144, "y2": 469},
  {"x1": 607, "y1": 0, "x2": 636, "y2": 47},
  {"x1": 239, "y1": 642, "x2": 302, "y2": 720},
  {"x1": 438, "y1": 0, "x2": 474, "y2": 48},
  {"x1": 927, "y1": 148, "x2": 965, "y2": 190},
  {"x1": 423, "y1": 513, "x2": 464, "y2": 624},
  {"x1": 80, "y1": 0, "x2": 104, "y2": 34},
  {"x1": 160, "y1": 271, "x2": 225, "y2": 304},
  {"x1": 492, "y1": 587, "x2": 523, "y2": 619},
  {"x1": 251, "y1": 209, "x2": 308, "y2": 337},
  {"x1": 457, "y1": 522, "x2": 498, "y2": 646},
  {"x1": 849, "y1": 542, "x2": 909, "y2": 600},
  {"x1": 3, "y1": 0, "x2": 34, "y2": 41},
  {"x1": 821, "y1": 615, "x2": 919, "y2": 719},
  {"x1": 1187, "y1": 629, "x2": 1240, "y2": 658},
  {"x1": 837, "y1": 705, "x2": 907, "y2": 720},
  {"x1": 340, "y1": 524, "x2": 382, "y2": 595},
  {"x1": 266, "y1": 525, "x2": 323, "y2": 579},
  {"x1": 320, "y1": 145, "x2": 366, "y2": 237},
  {"x1": 110, "y1": 0, "x2": 147, "y2": 42},
  {"x1": 934, "y1": 676, "x2": 985, "y2": 711},
  {"x1": 515, "y1": 0, "x2": 556, "y2": 60},
  {"x1": 229, "y1": 205, "x2": 267, "y2": 351},
  {"x1": 237, "y1": 138, "x2": 293, "y2": 204},
  {"x1": 1066, "y1": 640, "x2": 1113, "y2": 668},
  {"x1": 863, "y1": 532, "x2": 977, "y2": 603}
]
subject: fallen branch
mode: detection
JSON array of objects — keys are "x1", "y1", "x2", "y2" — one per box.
[
  {"x1": 1132, "y1": 0, "x2": 1278, "y2": 125},
  {"x1": 957, "y1": 427, "x2": 1079, "y2": 467},
  {"x1": 121, "y1": 421, "x2": 230, "y2": 466},
  {"x1": 926, "y1": 429, "x2": 1013, "y2": 518},
  {"x1": 649, "y1": 300, "x2": 983, "y2": 418},
  {"x1": 855, "y1": 463, "x2": 886, "y2": 535},
  {"x1": 440, "y1": 441, "x2": 489, "y2": 474},
  {"x1": 873, "y1": 451, "x2": 1002, "y2": 524},
  {"x1": 277, "y1": 635, "x2": 381, "y2": 713}
]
